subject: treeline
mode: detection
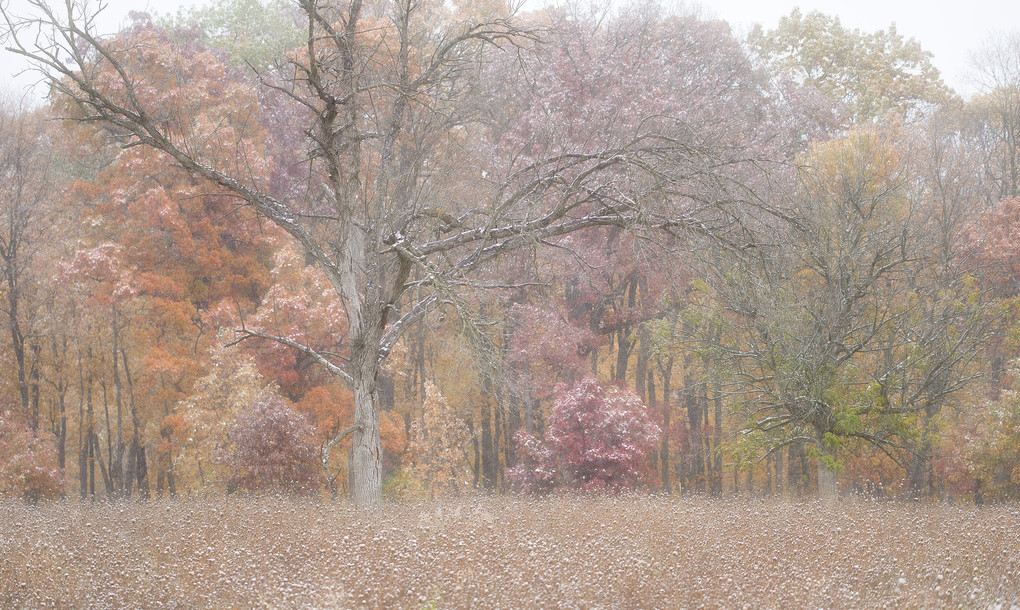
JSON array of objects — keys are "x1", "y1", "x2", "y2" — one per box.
[{"x1": 0, "y1": 0, "x2": 1018, "y2": 504}]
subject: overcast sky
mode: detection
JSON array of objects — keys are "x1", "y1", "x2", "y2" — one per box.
[{"x1": 1, "y1": 0, "x2": 1015, "y2": 102}]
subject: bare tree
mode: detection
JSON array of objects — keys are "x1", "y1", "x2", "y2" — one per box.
[
  {"x1": 2, "y1": 0, "x2": 753, "y2": 507},
  {"x1": 969, "y1": 32, "x2": 1020, "y2": 202}
]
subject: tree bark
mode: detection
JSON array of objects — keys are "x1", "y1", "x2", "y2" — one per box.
[
  {"x1": 817, "y1": 443, "x2": 838, "y2": 500},
  {"x1": 480, "y1": 398, "x2": 498, "y2": 489}
]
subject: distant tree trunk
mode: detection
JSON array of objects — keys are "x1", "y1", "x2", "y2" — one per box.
[
  {"x1": 100, "y1": 377, "x2": 115, "y2": 495},
  {"x1": 817, "y1": 442, "x2": 838, "y2": 500},
  {"x1": 635, "y1": 327, "x2": 648, "y2": 401},
  {"x1": 648, "y1": 372, "x2": 662, "y2": 493},
  {"x1": 77, "y1": 350, "x2": 86, "y2": 499},
  {"x1": 471, "y1": 419, "x2": 480, "y2": 487},
  {"x1": 504, "y1": 393, "x2": 520, "y2": 470},
  {"x1": 788, "y1": 440, "x2": 807, "y2": 495},
  {"x1": 907, "y1": 406, "x2": 940, "y2": 499},
  {"x1": 685, "y1": 373, "x2": 705, "y2": 493},
  {"x1": 480, "y1": 399, "x2": 498, "y2": 489},
  {"x1": 121, "y1": 349, "x2": 147, "y2": 498},
  {"x1": 56, "y1": 391, "x2": 67, "y2": 471},
  {"x1": 774, "y1": 449, "x2": 784, "y2": 497},
  {"x1": 6, "y1": 257, "x2": 32, "y2": 423},
  {"x1": 710, "y1": 380, "x2": 723, "y2": 496},
  {"x1": 29, "y1": 343, "x2": 41, "y2": 432}
]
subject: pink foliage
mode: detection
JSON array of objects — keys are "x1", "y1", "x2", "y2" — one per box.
[
  {"x1": 507, "y1": 303, "x2": 599, "y2": 398},
  {"x1": 509, "y1": 377, "x2": 660, "y2": 493},
  {"x1": 966, "y1": 197, "x2": 1020, "y2": 298},
  {"x1": 224, "y1": 394, "x2": 323, "y2": 494},
  {"x1": 507, "y1": 429, "x2": 559, "y2": 494}
]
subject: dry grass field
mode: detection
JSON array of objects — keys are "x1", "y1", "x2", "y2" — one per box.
[{"x1": 1, "y1": 494, "x2": 1018, "y2": 608}]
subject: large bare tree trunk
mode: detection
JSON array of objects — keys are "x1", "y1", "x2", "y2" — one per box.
[{"x1": 349, "y1": 333, "x2": 383, "y2": 508}]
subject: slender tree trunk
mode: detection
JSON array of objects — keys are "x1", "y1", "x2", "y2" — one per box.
[
  {"x1": 112, "y1": 312, "x2": 125, "y2": 496},
  {"x1": 615, "y1": 325, "x2": 630, "y2": 383},
  {"x1": 774, "y1": 448, "x2": 784, "y2": 497},
  {"x1": 817, "y1": 441, "x2": 838, "y2": 500},
  {"x1": 635, "y1": 327, "x2": 648, "y2": 401},
  {"x1": 471, "y1": 419, "x2": 480, "y2": 487},
  {"x1": 685, "y1": 373, "x2": 705, "y2": 493},
  {"x1": 653, "y1": 360, "x2": 668, "y2": 494},
  {"x1": 78, "y1": 350, "x2": 86, "y2": 499},
  {"x1": 504, "y1": 394, "x2": 519, "y2": 470},
  {"x1": 480, "y1": 398, "x2": 497, "y2": 489},
  {"x1": 788, "y1": 440, "x2": 805, "y2": 495},
  {"x1": 30, "y1": 343, "x2": 40, "y2": 432},
  {"x1": 57, "y1": 390, "x2": 66, "y2": 471},
  {"x1": 6, "y1": 262, "x2": 32, "y2": 425},
  {"x1": 121, "y1": 349, "x2": 147, "y2": 498},
  {"x1": 100, "y1": 379, "x2": 114, "y2": 494},
  {"x1": 648, "y1": 371, "x2": 661, "y2": 491},
  {"x1": 86, "y1": 348, "x2": 97, "y2": 498},
  {"x1": 711, "y1": 381, "x2": 723, "y2": 496}
]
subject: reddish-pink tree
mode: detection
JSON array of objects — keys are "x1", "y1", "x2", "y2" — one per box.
[
  {"x1": 509, "y1": 377, "x2": 660, "y2": 492},
  {"x1": 224, "y1": 394, "x2": 323, "y2": 494},
  {"x1": 0, "y1": 411, "x2": 66, "y2": 501}
]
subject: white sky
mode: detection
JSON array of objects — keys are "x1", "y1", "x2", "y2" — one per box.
[{"x1": 0, "y1": 0, "x2": 1015, "y2": 102}]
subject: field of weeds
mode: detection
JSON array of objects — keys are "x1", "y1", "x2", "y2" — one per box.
[{"x1": 1, "y1": 494, "x2": 1018, "y2": 608}]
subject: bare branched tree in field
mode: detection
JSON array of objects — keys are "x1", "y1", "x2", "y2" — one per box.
[{"x1": 2, "y1": 0, "x2": 756, "y2": 507}]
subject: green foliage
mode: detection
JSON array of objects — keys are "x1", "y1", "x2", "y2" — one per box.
[
  {"x1": 383, "y1": 466, "x2": 426, "y2": 500},
  {"x1": 749, "y1": 9, "x2": 953, "y2": 121},
  {"x1": 160, "y1": 0, "x2": 303, "y2": 70}
]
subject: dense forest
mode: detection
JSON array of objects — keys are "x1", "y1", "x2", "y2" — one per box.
[{"x1": 1, "y1": 0, "x2": 1019, "y2": 507}]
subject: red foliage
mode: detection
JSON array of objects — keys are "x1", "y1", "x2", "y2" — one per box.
[
  {"x1": 224, "y1": 395, "x2": 323, "y2": 494},
  {"x1": 966, "y1": 197, "x2": 1020, "y2": 298},
  {"x1": 0, "y1": 412, "x2": 66, "y2": 502},
  {"x1": 509, "y1": 377, "x2": 660, "y2": 492},
  {"x1": 507, "y1": 303, "x2": 599, "y2": 399},
  {"x1": 507, "y1": 429, "x2": 559, "y2": 494}
]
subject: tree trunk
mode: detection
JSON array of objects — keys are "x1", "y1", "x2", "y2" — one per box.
[
  {"x1": 480, "y1": 398, "x2": 498, "y2": 489},
  {"x1": 788, "y1": 440, "x2": 807, "y2": 495},
  {"x1": 774, "y1": 448, "x2": 784, "y2": 497},
  {"x1": 711, "y1": 381, "x2": 723, "y2": 496},
  {"x1": 30, "y1": 343, "x2": 40, "y2": 432},
  {"x1": 635, "y1": 327, "x2": 648, "y2": 401},
  {"x1": 817, "y1": 442, "x2": 838, "y2": 500},
  {"x1": 504, "y1": 395, "x2": 520, "y2": 470},
  {"x1": 659, "y1": 360, "x2": 673, "y2": 493},
  {"x1": 349, "y1": 340, "x2": 383, "y2": 509},
  {"x1": 6, "y1": 262, "x2": 32, "y2": 426},
  {"x1": 907, "y1": 406, "x2": 941, "y2": 499},
  {"x1": 685, "y1": 373, "x2": 705, "y2": 493},
  {"x1": 112, "y1": 314, "x2": 125, "y2": 496}
]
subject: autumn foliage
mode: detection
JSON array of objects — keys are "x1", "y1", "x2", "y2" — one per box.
[
  {"x1": 0, "y1": 411, "x2": 65, "y2": 501},
  {"x1": 2, "y1": 0, "x2": 1020, "y2": 507},
  {"x1": 509, "y1": 378, "x2": 660, "y2": 493},
  {"x1": 223, "y1": 394, "x2": 323, "y2": 494}
]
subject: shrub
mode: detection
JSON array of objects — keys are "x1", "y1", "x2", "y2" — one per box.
[
  {"x1": 509, "y1": 377, "x2": 660, "y2": 492},
  {"x1": 223, "y1": 395, "x2": 323, "y2": 494},
  {"x1": 0, "y1": 411, "x2": 65, "y2": 501}
]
